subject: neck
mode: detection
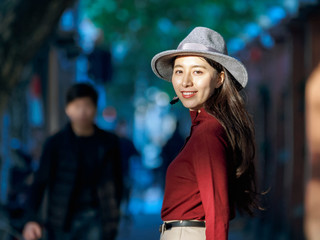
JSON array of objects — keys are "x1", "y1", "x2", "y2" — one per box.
[
  {"x1": 189, "y1": 106, "x2": 204, "y2": 112},
  {"x1": 71, "y1": 123, "x2": 95, "y2": 136}
]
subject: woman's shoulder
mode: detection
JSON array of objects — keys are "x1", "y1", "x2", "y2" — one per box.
[
  {"x1": 196, "y1": 113, "x2": 226, "y2": 136},
  {"x1": 189, "y1": 114, "x2": 230, "y2": 160}
]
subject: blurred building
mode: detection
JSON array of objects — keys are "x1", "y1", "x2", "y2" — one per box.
[{"x1": 236, "y1": 3, "x2": 320, "y2": 240}]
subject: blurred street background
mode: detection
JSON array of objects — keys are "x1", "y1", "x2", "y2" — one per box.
[{"x1": 1, "y1": 0, "x2": 320, "y2": 239}]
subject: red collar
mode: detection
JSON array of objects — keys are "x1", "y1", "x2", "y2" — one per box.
[{"x1": 190, "y1": 108, "x2": 213, "y2": 125}]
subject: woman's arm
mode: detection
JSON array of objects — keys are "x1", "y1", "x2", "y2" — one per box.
[{"x1": 192, "y1": 122, "x2": 230, "y2": 240}]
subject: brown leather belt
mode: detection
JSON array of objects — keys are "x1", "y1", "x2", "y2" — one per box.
[{"x1": 159, "y1": 220, "x2": 206, "y2": 233}]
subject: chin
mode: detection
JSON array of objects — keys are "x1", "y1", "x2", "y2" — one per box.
[
  {"x1": 181, "y1": 103, "x2": 202, "y2": 111},
  {"x1": 76, "y1": 120, "x2": 93, "y2": 126}
]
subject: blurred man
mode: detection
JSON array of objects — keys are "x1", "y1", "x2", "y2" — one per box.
[
  {"x1": 305, "y1": 63, "x2": 320, "y2": 240},
  {"x1": 22, "y1": 83, "x2": 122, "y2": 240}
]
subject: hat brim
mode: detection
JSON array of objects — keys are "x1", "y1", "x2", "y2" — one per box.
[{"x1": 151, "y1": 49, "x2": 248, "y2": 88}]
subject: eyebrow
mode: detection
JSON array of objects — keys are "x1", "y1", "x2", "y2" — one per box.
[{"x1": 173, "y1": 64, "x2": 207, "y2": 69}]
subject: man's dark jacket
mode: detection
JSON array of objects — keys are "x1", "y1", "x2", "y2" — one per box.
[{"x1": 24, "y1": 123, "x2": 123, "y2": 240}]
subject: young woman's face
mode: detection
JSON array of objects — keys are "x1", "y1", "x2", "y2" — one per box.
[{"x1": 172, "y1": 56, "x2": 225, "y2": 111}]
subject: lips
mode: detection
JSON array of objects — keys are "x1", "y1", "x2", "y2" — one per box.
[{"x1": 181, "y1": 91, "x2": 197, "y2": 98}]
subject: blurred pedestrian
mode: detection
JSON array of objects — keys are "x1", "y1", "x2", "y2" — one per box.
[
  {"x1": 151, "y1": 27, "x2": 260, "y2": 240},
  {"x1": 305, "y1": 63, "x2": 320, "y2": 240},
  {"x1": 22, "y1": 83, "x2": 122, "y2": 240}
]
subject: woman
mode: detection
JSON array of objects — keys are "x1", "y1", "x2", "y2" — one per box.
[{"x1": 151, "y1": 27, "x2": 259, "y2": 240}]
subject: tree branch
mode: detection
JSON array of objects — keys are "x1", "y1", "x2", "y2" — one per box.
[{"x1": 0, "y1": 0, "x2": 76, "y2": 114}]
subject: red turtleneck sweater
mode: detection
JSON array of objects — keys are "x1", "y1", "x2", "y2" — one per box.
[{"x1": 161, "y1": 109, "x2": 233, "y2": 240}]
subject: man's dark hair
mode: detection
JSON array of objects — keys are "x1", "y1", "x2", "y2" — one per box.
[{"x1": 66, "y1": 83, "x2": 98, "y2": 106}]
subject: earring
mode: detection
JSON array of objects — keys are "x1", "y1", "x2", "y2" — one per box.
[{"x1": 170, "y1": 96, "x2": 179, "y2": 105}]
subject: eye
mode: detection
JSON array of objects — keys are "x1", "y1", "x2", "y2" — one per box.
[
  {"x1": 174, "y1": 69, "x2": 183, "y2": 75},
  {"x1": 193, "y1": 70, "x2": 203, "y2": 75}
]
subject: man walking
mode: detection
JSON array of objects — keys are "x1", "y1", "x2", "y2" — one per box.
[{"x1": 22, "y1": 83, "x2": 122, "y2": 240}]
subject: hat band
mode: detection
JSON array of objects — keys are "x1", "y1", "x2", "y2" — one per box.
[{"x1": 177, "y1": 43, "x2": 222, "y2": 54}]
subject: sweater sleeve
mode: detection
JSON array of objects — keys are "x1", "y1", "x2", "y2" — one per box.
[
  {"x1": 24, "y1": 137, "x2": 56, "y2": 224},
  {"x1": 192, "y1": 123, "x2": 230, "y2": 240},
  {"x1": 111, "y1": 136, "x2": 123, "y2": 207}
]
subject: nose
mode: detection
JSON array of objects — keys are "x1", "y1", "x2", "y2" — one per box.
[{"x1": 182, "y1": 72, "x2": 193, "y2": 87}]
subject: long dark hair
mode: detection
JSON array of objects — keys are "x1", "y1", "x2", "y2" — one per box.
[{"x1": 204, "y1": 58, "x2": 260, "y2": 216}]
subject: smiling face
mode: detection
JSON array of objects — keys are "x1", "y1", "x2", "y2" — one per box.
[{"x1": 172, "y1": 56, "x2": 225, "y2": 111}]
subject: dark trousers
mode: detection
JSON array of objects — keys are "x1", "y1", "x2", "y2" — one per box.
[{"x1": 46, "y1": 209, "x2": 102, "y2": 240}]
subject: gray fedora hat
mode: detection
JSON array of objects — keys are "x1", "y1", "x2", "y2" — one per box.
[{"x1": 151, "y1": 26, "x2": 248, "y2": 88}]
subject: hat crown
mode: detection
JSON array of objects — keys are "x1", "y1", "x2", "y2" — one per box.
[{"x1": 177, "y1": 27, "x2": 228, "y2": 55}]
